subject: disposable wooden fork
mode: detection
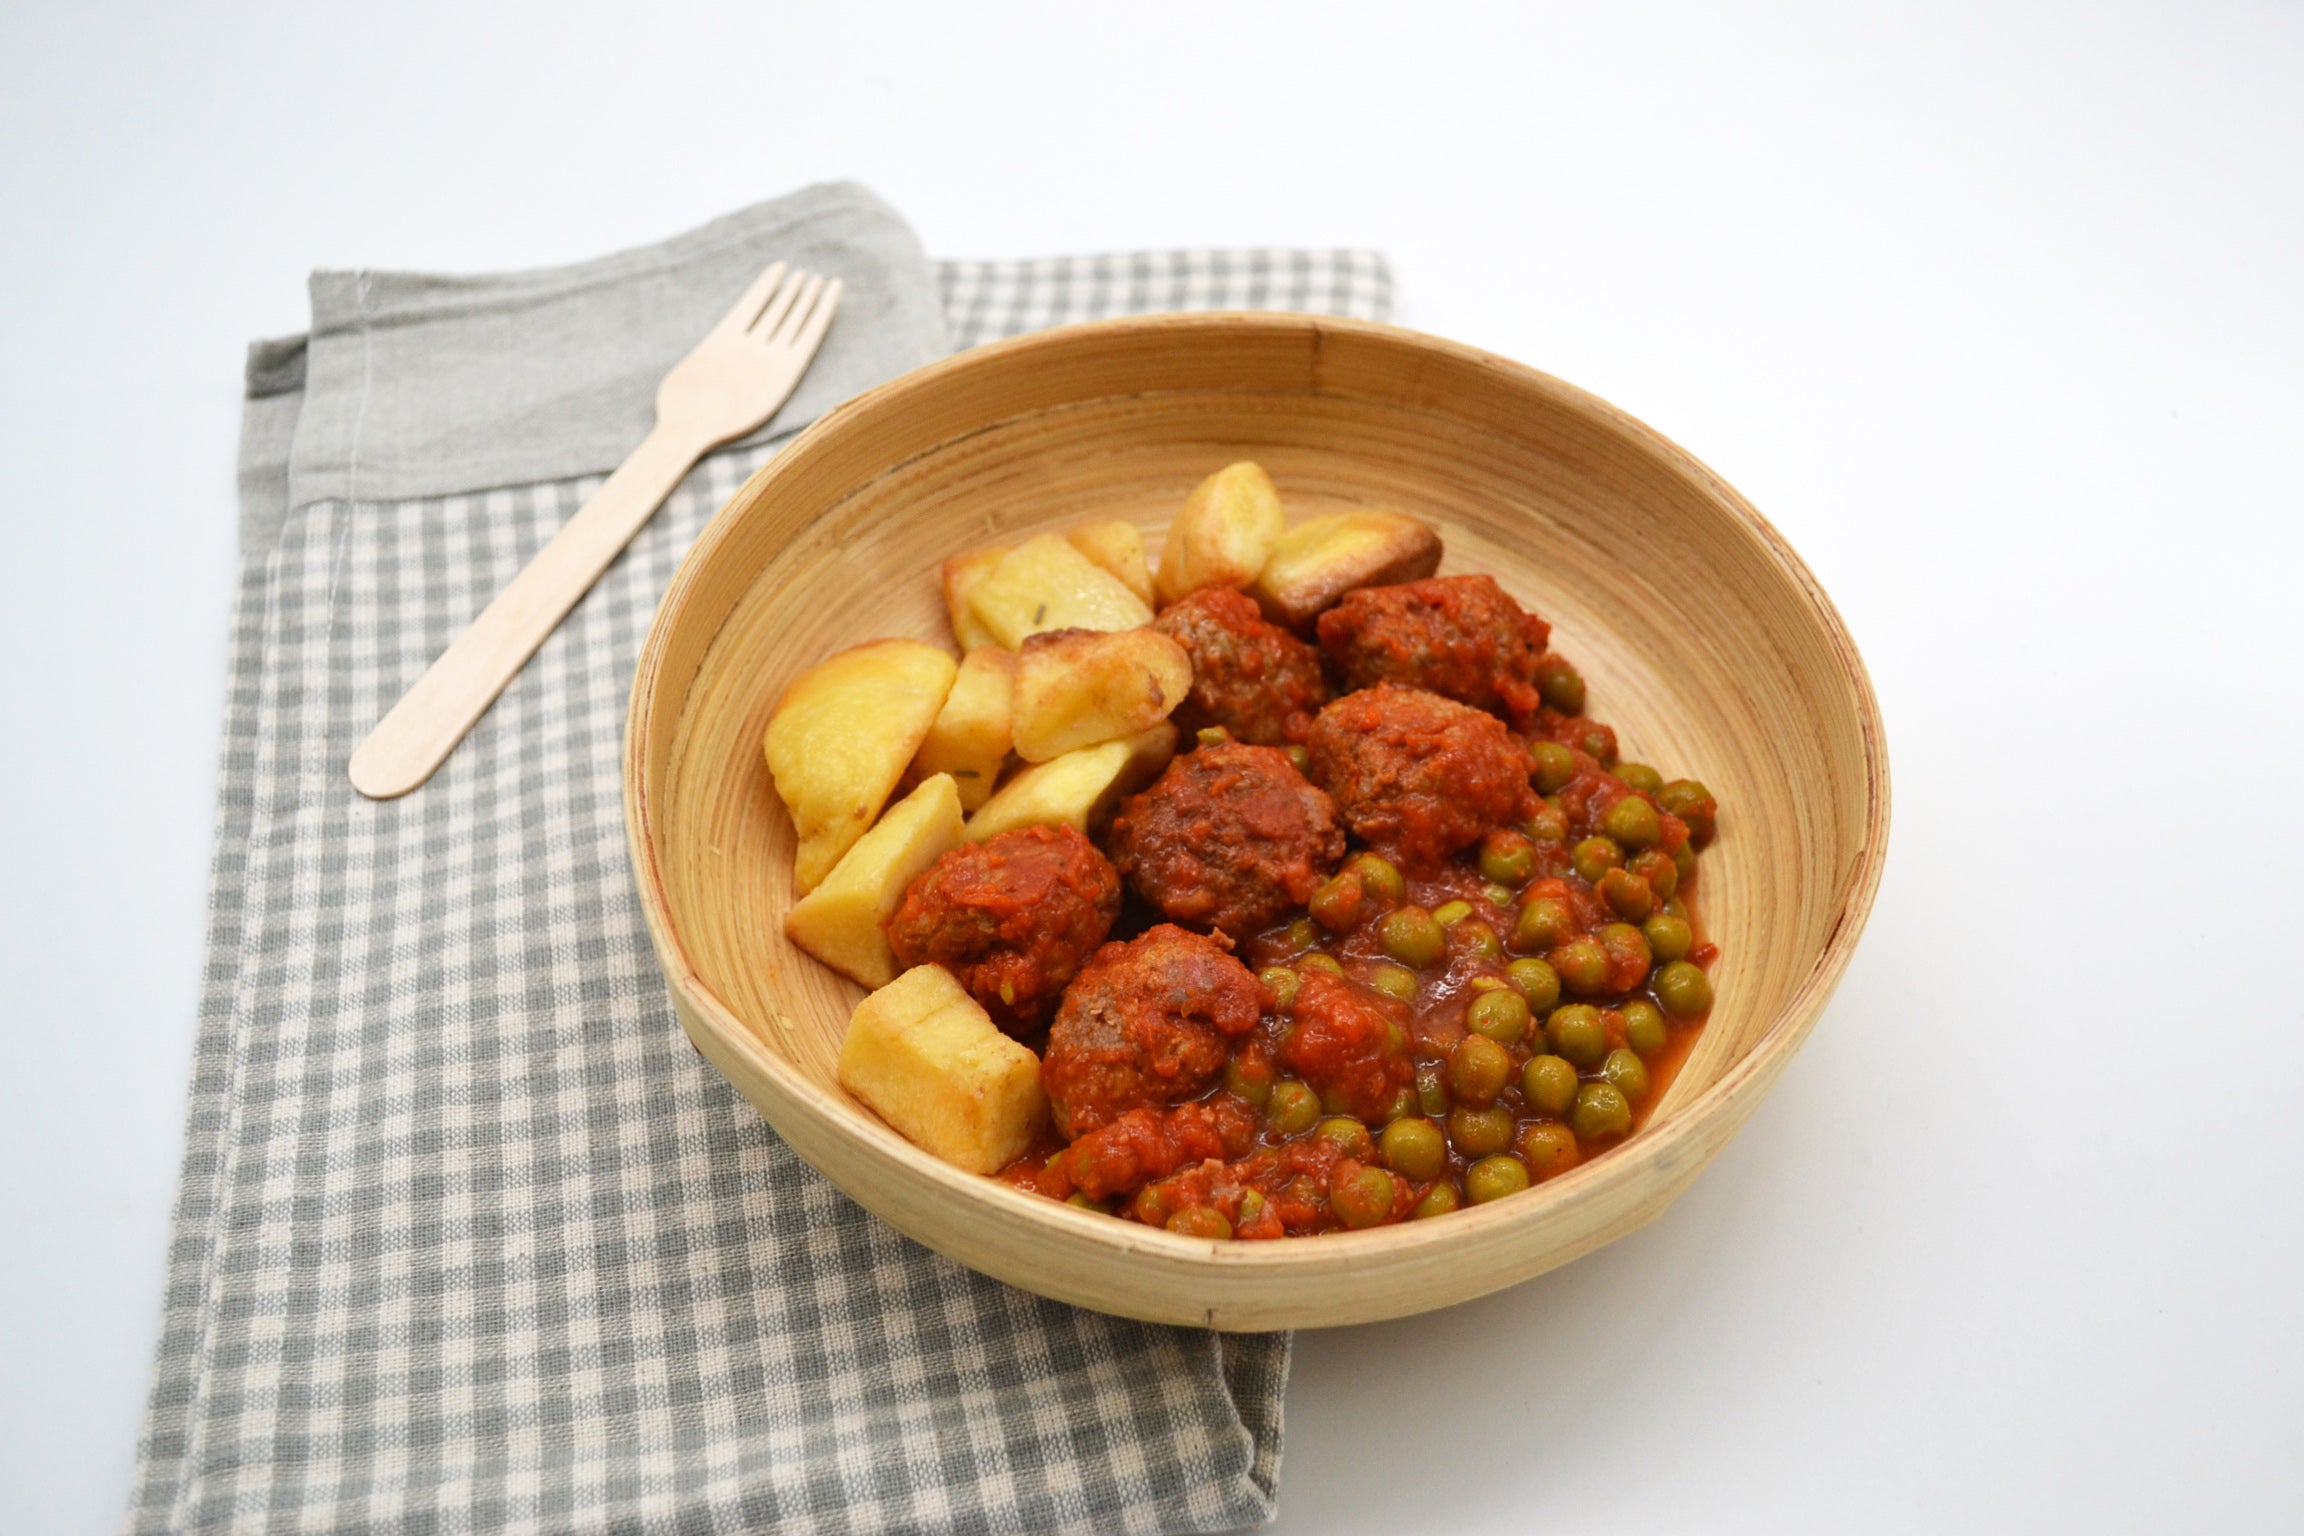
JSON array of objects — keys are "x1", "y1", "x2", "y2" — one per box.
[{"x1": 349, "y1": 261, "x2": 840, "y2": 800}]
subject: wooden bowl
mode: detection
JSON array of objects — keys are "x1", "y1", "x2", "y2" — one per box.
[{"x1": 624, "y1": 313, "x2": 1889, "y2": 1330}]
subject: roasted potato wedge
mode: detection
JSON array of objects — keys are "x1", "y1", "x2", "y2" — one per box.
[
  {"x1": 837, "y1": 964, "x2": 1049, "y2": 1174},
  {"x1": 1011, "y1": 627, "x2": 1191, "y2": 763},
  {"x1": 1155, "y1": 461, "x2": 1285, "y2": 604},
  {"x1": 1066, "y1": 520, "x2": 1156, "y2": 607},
  {"x1": 941, "y1": 546, "x2": 1008, "y2": 651},
  {"x1": 783, "y1": 774, "x2": 965, "y2": 989},
  {"x1": 907, "y1": 646, "x2": 1015, "y2": 810},
  {"x1": 764, "y1": 639, "x2": 957, "y2": 892},
  {"x1": 1249, "y1": 509, "x2": 1442, "y2": 630},
  {"x1": 964, "y1": 723, "x2": 1178, "y2": 842},
  {"x1": 966, "y1": 534, "x2": 1154, "y2": 648}
]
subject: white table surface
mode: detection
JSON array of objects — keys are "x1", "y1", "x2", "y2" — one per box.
[{"x1": 5, "y1": 2, "x2": 2299, "y2": 1530}]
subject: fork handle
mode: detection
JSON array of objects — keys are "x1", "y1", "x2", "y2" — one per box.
[{"x1": 348, "y1": 424, "x2": 700, "y2": 800}]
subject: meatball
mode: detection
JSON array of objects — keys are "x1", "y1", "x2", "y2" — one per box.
[
  {"x1": 1316, "y1": 575, "x2": 1551, "y2": 726},
  {"x1": 1041, "y1": 924, "x2": 1266, "y2": 1140},
  {"x1": 884, "y1": 824, "x2": 1120, "y2": 1033},
  {"x1": 1152, "y1": 587, "x2": 1330, "y2": 745},
  {"x1": 1109, "y1": 744, "x2": 1346, "y2": 938},
  {"x1": 1279, "y1": 971, "x2": 1415, "y2": 1123},
  {"x1": 1305, "y1": 684, "x2": 1531, "y2": 872}
]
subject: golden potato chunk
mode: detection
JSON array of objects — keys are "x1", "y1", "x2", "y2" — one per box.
[
  {"x1": 964, "y1": 723, "x2": 1178, "y2": 842},
  {"x1": 941, "y1": 547, "x2": 1007, "y2": 651},
  {"x1": 1066, "y1": 520, "x2": 1156, "y2": 607},
  {"x1": 966, "y1": 534, "x2": 1154, "y2": 648},
  {"x1": 1156, "y1": 461, "x2": 1285, "y2": 604},
  {"x1": 784, "y1": 774, "x2": 965, "y2": 988},
  {"x1": 764, "y1": 639, "x2": 957, "y2": 892},
  {"x1": 908, "y1": 647, "x2": 1015, "y2": 810},
  {"x1": 1011, "y1": 627, "x2": 1192, "y2": 763},
  {"x1": 1249, "y1": 509, "x2": 1443, "y2": 630},
  {"x1": 837, "y1": 964, "x2": 1049, "y2": 1174}
]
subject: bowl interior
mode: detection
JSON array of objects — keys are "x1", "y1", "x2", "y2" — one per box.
[{"x1": 628, "y1": 316, "x2": 1885, "y2": 1327}]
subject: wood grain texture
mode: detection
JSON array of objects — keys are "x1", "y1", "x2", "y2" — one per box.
[{"x1": 624, "y1": 314, "x2": 1890, "y2": 1330}]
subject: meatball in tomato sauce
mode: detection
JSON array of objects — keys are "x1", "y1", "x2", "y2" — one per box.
[
  {"x1": 1316, "y1": 574, "x2": 1551, "y2": 727},
  {"x1": 1152, "y1": 586, "x2": 1329, "y2": 746},
  {"x1": 884, "y1": 824, "x2": 1120, "y2": 1033},
  {"x1": 1041, "y1": 924, "x2": 1266, "y2": 1139},
  {"x1": 1109, "y1": 743, "x2": 1346, "y2": 939},
  {"x1": 1305, "y1": 684, "x2": 1531, "y2": 872},
  {"x1": 1279, "y1": 970, "x2": 1415, "y2": 1123}
]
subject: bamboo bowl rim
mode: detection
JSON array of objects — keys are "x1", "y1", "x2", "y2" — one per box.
[{"x1": 623, "y1": 312, "x2": 1891, "y2": 1324}]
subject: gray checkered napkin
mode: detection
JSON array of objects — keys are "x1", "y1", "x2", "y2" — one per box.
[{"x1": 128, "y1": 182, "x2": 1393, "y2": 1535}]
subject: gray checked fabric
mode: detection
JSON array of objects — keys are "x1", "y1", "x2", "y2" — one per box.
[{"x1": 127, "y1": 184, "x2": 1393, "y2": 1535}]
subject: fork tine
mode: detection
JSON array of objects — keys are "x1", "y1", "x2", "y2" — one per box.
[
  {"x1": 760, "y1": 271, "x2": 824, "y2": 343},
  {"x1": 749, "y1": 269, "x2": 811, "y2": 338},
  {"x1": 713, "y1": 260, "x2": 789, "y2": 337},
  {"x1": 784, "y1": 277, "x2": 842, "y2": 354}
]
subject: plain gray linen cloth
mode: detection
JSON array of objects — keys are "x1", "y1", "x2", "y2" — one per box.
[{"x1": 129, "y1": 180, "x2": 1394, "y2": 1535}]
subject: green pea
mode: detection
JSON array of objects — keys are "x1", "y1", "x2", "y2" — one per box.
[
  {"x1": 1602, "y1": 1048, "x2": 1651, "y2": 1103},
  {"x1": 1222, "y1": 1054, "x2": 1274, "y2": 1106},
  {"x1": 1195, "y1": 725, "x2": 1234, "y2": 749},
  {"x1": 1547, "y1": 1004, "x2": 1608, "y2": 1069},
  {"x1": 1551, "y1": 936, "x2": 1610, "y2": 995},
  {"x1": 1415, "y1": 1061, "x2": 1451, "y2": 1118},
  {"x1": 1642, "y1": 913, "x2": 1692, "y2": 964},
  {"x1": 1601, "y1": 794, "x2": 1661, "y2": 849},
  {"x1": 1168, "y1": 1206, "x2": 1234, "y2": 1240},
  {"x1": 1506, "y1": 957, "x2": 1561, "y2": 1012},
  {"x1": 1664, "y1": 895, "x2": 1689, "y2": 921},
  {"x1": 1523, "y1": 1054, "x2": 1580, "y2": 1117},
  {"x1": 1519, "y1": 1121, "x2": 1581, "y2": 1181},
  {"x1": 1466, "y1": 988, "x2": 1531, "y2": 1045},
  {"x1": 1367, "y1": 962, "x2": 1420, "y2": 1003},
  {"x1": 1431, "y1": 899, "x2": 1474, "y2": 928},
  {"x1": 1379, "y1": 1117, "x2": 1449, "y2": 1181},
  {"x1": 1629, "y1": 848, "x2": 1678, "y2": 900},
  {"x1": 1345, "y1": 852, "x2": 1406, "y2": 907},
  {"x1": 1131, "y1": 1186, "x2": 1172, "y2": 1226},
  {"x1": 1658, "y1": 779, "x2": 1718, "y2": 844},
  {"x1": 1478, "y1": 830, "x2": 1536, "y2": 885},
  {"x1": 1483, "y1": 882, "x2": 1518, "y2": 906},
  {"x1": 1578, "y1": 725, "x2": 1615, "y2": 764},
  {"x1": 1572, "y1": 836, "x2": 1625, "y2": 885},
  {"x1": 1598, "y1": 922, "x2": 1652, "y2": 981},
  {"x1": 1448, "y1": 1104, "x2": 1517, "y2": 1159},
  {"x1": 1236, "y1": 1188, "x2": 1269, "y2": 1227},
  {"x1": 1285, "y1": 917, "x2": 1320, "y2": 953},
  {"x1": 1613, "y1": 762, "x2": 1664, "y2": 796},
  {"x1": 1599, "y1": 867, "x2": 1656, "y2": 922},
  {"x1": 1622, "y1": 999, "x2": 1668, "y2": 1057},
  {"x1": 1465, "y1": 1155, "x2": 1531, "y2": 1205},
  {"x1": 1316, "y1": 1116, "x2": 1376, "y2": 1159},
  {"x1": 1310, "y1": 872, "x2": 1364, "y2": 931},
  {"x1": 1381, "y1": 1084, "x2": 1417, "y2": 1123},
  {"x1": 1452, "y1": 919, "x2": 1503, "y2": 964},
  {"x1": 1267, "y1": 1080, "x2": 1320, "y2": 1135},
  {"x1": 1446, "y1": 1034, "x2": 1514, "y2": 1106},
  {"x1": 1655, "y1": 960, "x2": 1713, "y2": 1018},
  {"x1": 1528, "y1": 739, "x2": 1577, "y2": 794},
  {"x1": 1259, "y1": 965, "x2": 1301, "y2": 1011},
  {"x1": 1330, "y1": 1164, "x2": 1400, "y2": 1229},
  {"x1": 1673, "y1": 844, "x2": 1697, "y2": 885},
  {"x1": 1380, "y1": 906, "x2": 1446, "y2": 969},
  {"x1": 1285, "y1": 744, "x2": 1313, "y2": 775},
  {"x1": 1524, "y1": 802, "x2": 1570, "y2": 843},
  {"x1": 1412, "y1": 1181, "x2": 1462, "y2": 1220},
  {"x1": 1299, "y1": 952, "x2": 1345, "y2": 977},
  {"x1": 1572, "y1": 1081, "x2": 1633, "y2": 1139},
  {"x1": 1536, "y1": 655, "x2": 1586, "y2": 715},
  {"x1": 1513, "y1": 895, "x2": 1575, "y2": 953}
]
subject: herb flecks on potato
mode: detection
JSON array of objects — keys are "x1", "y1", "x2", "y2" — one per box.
[
  {"x1": 908, "y1": 646, "x2": 1015, "y2": 810},
  {"x1": 967, "y1": 534, "x2": 1154, "y2": 648},
  {"x1": 1012, "y1": 627, "x2": 1191, "y2": 763}
]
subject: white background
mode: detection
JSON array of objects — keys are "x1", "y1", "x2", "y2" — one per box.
[{"x1": 4, "y1": 2, "x2": 2299, "y2": 1531}]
